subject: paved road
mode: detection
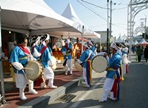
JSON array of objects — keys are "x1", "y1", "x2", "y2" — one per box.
[{"x1": 46, "y1": 55, "x2": 148, "y2": 108}]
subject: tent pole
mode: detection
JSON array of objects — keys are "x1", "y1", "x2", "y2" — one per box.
[
  {"x1": 81, "y1": 26, "x2": 84, "y2": 54},
  {"x1": 0, "y1": 7, "x2": 6, "y2": 104}
]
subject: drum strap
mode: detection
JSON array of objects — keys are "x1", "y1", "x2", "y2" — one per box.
[
  {"x1": 31, "y1": 45, "x2": 36, "y2": 53},
  {"x1": 40, "y1": 46, "x2": 48, "y2": 59},
  {"x1": 85, "y1": 50, "x2": 92, "y2": 62}
]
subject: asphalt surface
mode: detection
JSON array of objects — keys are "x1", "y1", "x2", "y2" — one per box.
[{"x1": 46, "y1": 54, "x2": 148, "y2": 108}]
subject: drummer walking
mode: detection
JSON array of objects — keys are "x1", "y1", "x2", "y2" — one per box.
[
  {"x1": 31, "y1": 36, "x2": 47, "y2": 89},
  {"x1": 77, "y1": 43, "x2": 95, "y2": 88},
  {"x1": 99, "y1": 42, "x2": 122, "y2": 102},
  {"x1": 39, "y1": 34, "x2": 57, "y2": 89},
  {"x1": 61, "y1": 39, "x2": 73, "y2": 75},
  {"x1": 9, "y1": 35, "x2": 38, "y2": 100}
]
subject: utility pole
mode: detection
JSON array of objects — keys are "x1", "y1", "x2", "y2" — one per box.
[
  {"x1": 107, "y1": 0, "x2": 109, "y2": 53},
  {"x1": 110, "y1": 0, "x2": 112, "y2": 38},
  {"x1": 140, "y1": 16, "x2": 147, "y2": 39},
  {"x1": 144, "y1": 16, "x2": 147, "y2": 39}
]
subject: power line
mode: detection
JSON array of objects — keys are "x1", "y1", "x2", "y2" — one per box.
[
  {"x1": 77, "y1": 0, "x2": 107, "y2": 21},
  {"x1": 77, "y1": 0, "x2": 127, "y2": 31},
  {"x1": 81, "y1": 0, "x2": 107, "y2": 9},
  {"x1": 81, "y1": 0, "x2": 127, "y2": 11}
]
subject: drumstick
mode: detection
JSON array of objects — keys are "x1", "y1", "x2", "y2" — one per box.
[{"x1": 24, "y1": 67, "x2": 33, "y2": 71}]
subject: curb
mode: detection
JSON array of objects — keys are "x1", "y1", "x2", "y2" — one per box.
[{"x1": 18, "y1": 77, "x2": 83, "y2": 108}]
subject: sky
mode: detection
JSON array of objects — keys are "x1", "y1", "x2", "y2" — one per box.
[{"x1": 44, "y1": 0, "x2": 148, "y2": 37}]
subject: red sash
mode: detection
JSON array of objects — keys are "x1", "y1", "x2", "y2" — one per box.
[{"x1": 18, "y1": 45, "x2": 30, "y2": 55}]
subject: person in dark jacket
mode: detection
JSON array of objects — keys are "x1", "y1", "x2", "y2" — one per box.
[
  {"x1": 144, "y1": 46, "x2": 148, "y2": 62},
  {"x1": 136, "y1": 46, "x2": 143, "y2": 62}
]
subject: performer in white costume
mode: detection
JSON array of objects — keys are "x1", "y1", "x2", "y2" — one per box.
[
  {"x1": 61, "y1": 39, "x2": 73, "y2": 75},
  {"x1": 31, "y1": 36, "x2": 47, "y2": 89},
  {"x1": 122, "y1": 47, "x2": 131, "y2": 75},
  {"x1": 39, "y1": 34, "x2": 57, "y2": 89},
  {"x1": 77, "y1": 43, "x2": 95, "y2": 87},
  {"x1": 9, "y1": 35, "x2": 38, "y2": 101},
  {"x1": 99, "y1": 42, "x2": 122, "y2": 102}
]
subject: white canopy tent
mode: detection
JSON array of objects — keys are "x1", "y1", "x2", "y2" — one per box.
[
  {"x1": 138, "y1": 38, "x2": 148, "y2": 46},
  {"x1": 0, "y1": 0, "x2": 82, "y2": 36},
  {"x1": 125, "y1": 41, "x2": 134, "y2": 46},
  {"x1": 134, "y1": 40, "x2": 139, "y2": 45},
  {"x1": 115, "y1": 37, "x2": 124, "y2": 43},
  {"x1": 0, "y1": 0, "x2": 85, "y2": 101},
  {"x1": 61, "y1": 3, "x2": 100, "y2": 39}
]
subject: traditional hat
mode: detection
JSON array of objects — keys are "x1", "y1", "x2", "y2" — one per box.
[
  {"x1": 122, "y1": 47, "x2": 128, "y2": 53},
  {"x1": 40, "y1": 34, "x2": 50, "y2": 42},
  {"x1": 110, "y1": 42, "x2": 120, "y2": 50},
  {"x1": 31, "y1": 36, "x2": 41, "y2": 47}
]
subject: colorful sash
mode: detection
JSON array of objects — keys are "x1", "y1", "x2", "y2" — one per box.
[
  {"x1": 111, "y1": 71, "x2": 121, "y2": 101},
  {"x1": 86, "y1": 60, "x2": 92, "y2": 86},
  {"x1": 18, "y1": 45, "x2": 30, "y2": 55},
  {"x1": 40, "y1": 46, "x2": 47, "y2": 59}
]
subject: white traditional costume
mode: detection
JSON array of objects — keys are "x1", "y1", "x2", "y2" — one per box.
[
  {"x1": 122, "y1": 47, "x2": 131, "y2": 75},
  {"x1": 100, "y1": 42, "x2": 122, "y2": 102},
  {"x1": 39, "y1": 34, "x2": 57, "y2": 89},
  {"x1": 9, "y1": 44, "x2": 38, "y2": 100},
  {"x1": 77, "y1": 43, "x2": 95, "y2": 87},
  {"x1": 61, "y1": 39, "x2": 73, "y2": 75}
]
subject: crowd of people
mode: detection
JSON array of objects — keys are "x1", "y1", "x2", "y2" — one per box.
[
  {"x1": 72, "y1": 40, "x2": 131, "y2": 102},
  {"x1": 7, "y1": 33, "x2": 148, "y2": 103},
  {"x1": 9, "y1": 34, "x2": 57, "y2": 100}
]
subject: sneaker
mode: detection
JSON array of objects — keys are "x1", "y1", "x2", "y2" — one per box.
[
  {"x1": 50, "y1": 85, "x2": 57, "y2": 89},
  {"x1": 29, "y1": 89, "x2": 38, "y2": 94},
  {"x1": 65, "y1": 72, "x2": 67, "y2": 75}
]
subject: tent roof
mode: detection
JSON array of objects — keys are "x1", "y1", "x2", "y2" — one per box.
[
  {"x1": 0, "y1": 0, "x2": 81, "y2": 35},
  {"x1": 61, "y1": 3, "x2": 100, "y2": 38},
  {"x1": 134, "y1": 40, "x2": 139, "y2": 45},
  {"x1": 139, "y1": 38, "x2": 148, "y2": 45},
  {"x1": 115, "y1": 37, "x2": 124, "y2": 43},
  {"x1": 62, "y1": 3, "x2": 83, "y2": 24}
]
